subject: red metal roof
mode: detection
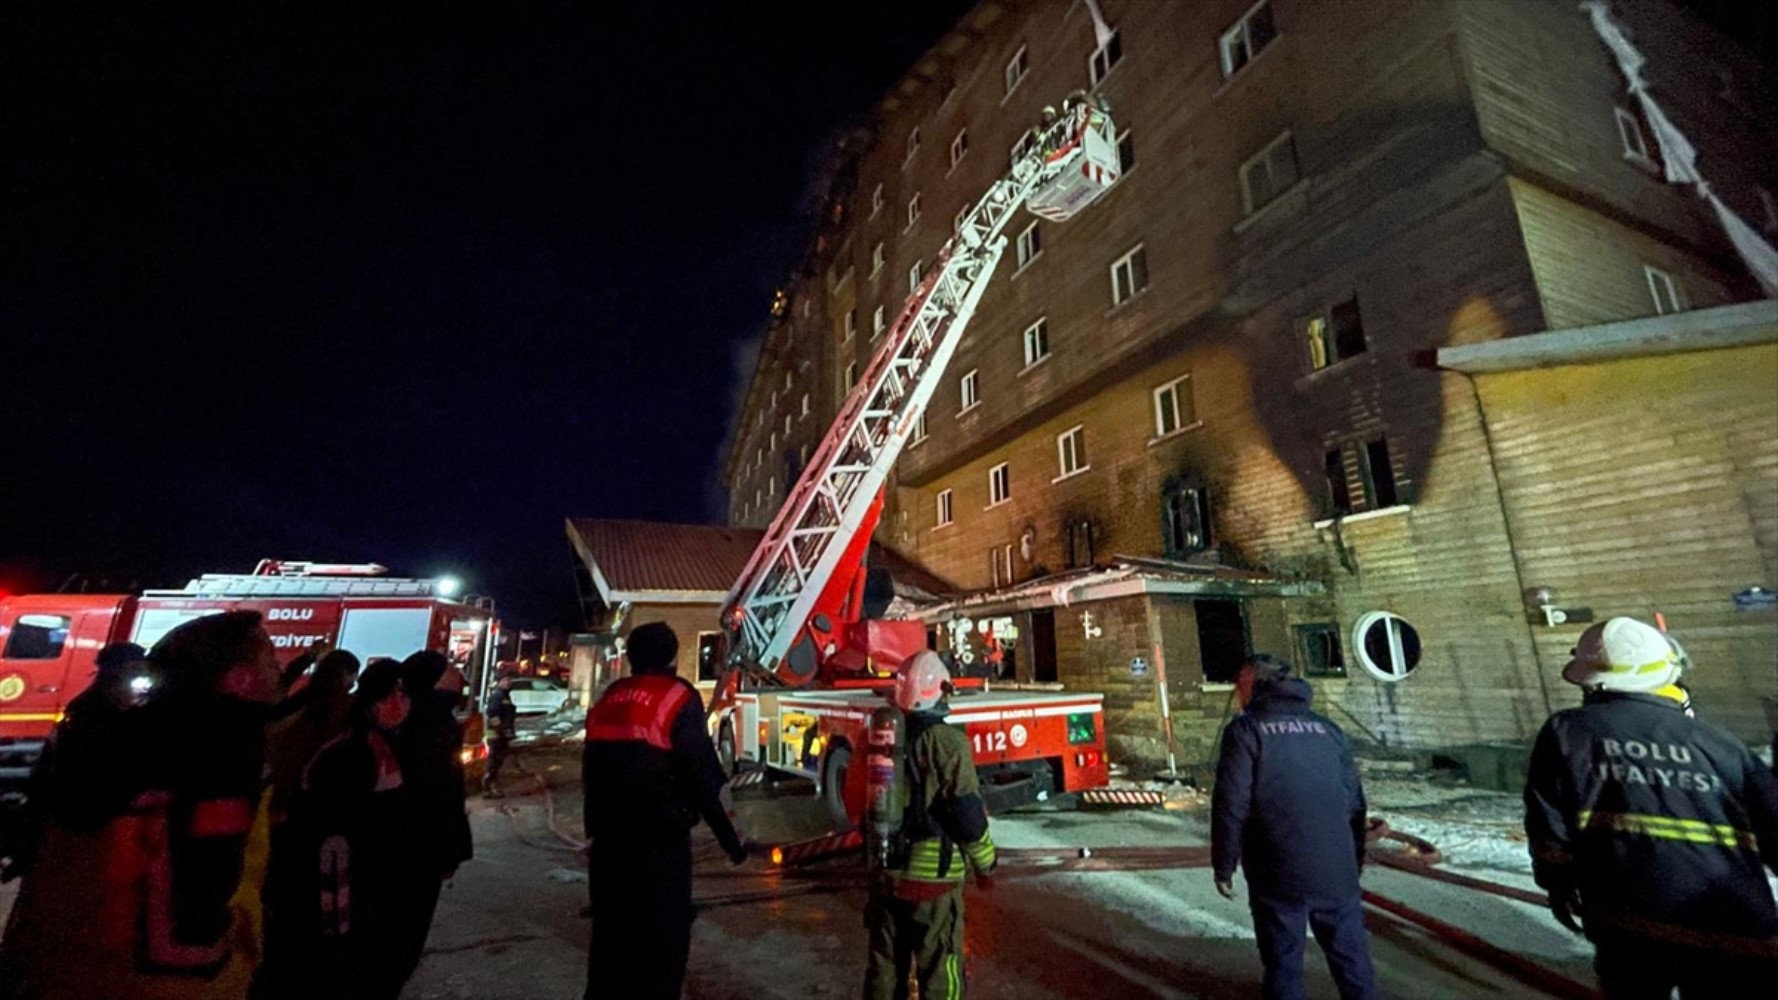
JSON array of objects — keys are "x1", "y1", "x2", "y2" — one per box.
[{"x1": 565, "y1": 519, "x2": 955, "y2": 601}]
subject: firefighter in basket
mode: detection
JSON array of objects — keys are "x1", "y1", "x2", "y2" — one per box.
[{"x1": 863, "y1": 650, "x2": 997, "y2": 1000}]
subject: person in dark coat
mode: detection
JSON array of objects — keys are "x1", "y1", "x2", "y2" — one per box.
[
  {"x1": 581, "y1": 622, "x2": 746, "y2": 1000},
  {"x1": 483, "y1": 674, "x2": 518, "y2": 797},
  {"x1": 1, "y1": 642, "x2": 150, "y2": 883},
  {"x1": 388, "y1": 650, "x2": 474, "y2": 985},
  {"x1": 1525, "y1": 617, "x2": 1778, "y2": 996},
  {"x1": 295, "y1": 659, "x2": 414, "y2": 1000},
  {"x1": 1212, "y1": 654, "x2": 1375, "y2": 1000},
  {"x1": 254, "y1": 648, "x2": 360, "y2": 1000}
]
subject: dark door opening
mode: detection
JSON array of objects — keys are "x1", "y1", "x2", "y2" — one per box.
[
  {"x1": 1195, "y1": 600, "x2": 1249, "y2": 684},
  {"x1": 1031, "y1": 609, "x2": 1057, "y2": 683}
]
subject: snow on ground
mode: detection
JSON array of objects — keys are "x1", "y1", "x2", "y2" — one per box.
[{"x1": 1358, "y1": 767, "x2": 1541, "y2": 887}]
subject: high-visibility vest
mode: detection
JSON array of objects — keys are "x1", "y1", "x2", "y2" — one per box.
[{"x1": 585, "y1": 675, "x2": 692, "y2": 750}]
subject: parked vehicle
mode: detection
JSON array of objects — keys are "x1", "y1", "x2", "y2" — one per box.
[{"x1": 505, "y1": 676, "x2": 571, "y2": 715}]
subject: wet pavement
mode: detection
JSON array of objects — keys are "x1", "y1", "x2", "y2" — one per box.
[{"x1": 400, "y1": 746, "x2": 1596, "y2": 999}]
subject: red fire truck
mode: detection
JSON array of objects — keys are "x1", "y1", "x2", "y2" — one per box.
[
  {"x1": 709, "y1": 91, "x2": 1121, "y2": 828},
  {"x1": 0, "y1": 560, "x2": 498, "y2": 846}
]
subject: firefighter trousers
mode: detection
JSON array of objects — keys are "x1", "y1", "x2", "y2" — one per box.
[
  {"x1": 1593, "y1": 931, "x2": 1778, "y2": 999},
  {"x1": 863, "y1": 887, "x2": 965, "y2": 1000},
  {"x1": 1249, "y1": 891, "x2": 1376, "y2": 1000},
  {"x1": 585, "y1": 834, "x2": 693, "y2": 1000}
]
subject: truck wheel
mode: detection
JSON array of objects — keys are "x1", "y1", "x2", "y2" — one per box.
[
  {"x1": 717, "y1": 721, "x2": 738, "y2": 777},
  {"x1": 821, "y1": 744, "x2": 854, "y2": 832}
]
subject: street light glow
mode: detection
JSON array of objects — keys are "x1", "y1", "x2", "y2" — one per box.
[{"x1": 438, "y1": 576, "x2": 462, "y2": 597}]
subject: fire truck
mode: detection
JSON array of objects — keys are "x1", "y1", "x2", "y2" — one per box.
[
  {"x1": 0, "y1": 560, "x2": 499, "y2": 852},
  {"x1": 711, "y1": 90, "x2": 1122, "y2": 829}
]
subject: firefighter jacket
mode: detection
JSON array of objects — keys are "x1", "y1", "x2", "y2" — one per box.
[
  {"x1": 888, "y1": 709, "x2": 997, "y2": 898},
  {"x1": 0, "y1": 694, "x2": 272, "y2": 1000},
  {"x1": 1212, "y1": 678, "x2": 1367, "y2": 900},
  {"x1": 484, "y1": 688, "x2": 518, "y2": 742},
  {"x1": 581, "y1": 673, "x2": 743, "y2": 855},
  {"x1": 1525, "y1": 690, "x2": 1778, "y2": 940}
]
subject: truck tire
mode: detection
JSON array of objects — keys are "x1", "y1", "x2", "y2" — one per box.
[
  {"x1": 716, "y1": 721, "x2": 738, "y2": 777},
  {"x1": 821, "y1": 743, "x2": 854, "y2": 832}
]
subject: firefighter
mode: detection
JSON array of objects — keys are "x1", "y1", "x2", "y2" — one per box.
[
  {"x1": 388, "y1": 652, "x2": 473, "y2": 985},
  {"x1": 1211, "y1": 654, "x2": 1375, "y2": 1000},
  {"x1": 482, "y1": 673, "x2": 518, "y2": 797},
  {"x1": 581, "y1": 622, "x2": 745, "y2": 1000},
  {"x1": 0, "y1": 611, "x2": 281, "y2": 1000},
  {"x1": 863, "y1": 650, "x2": 997, "y2": 1000},
  {"x1": 1525, "y1": 616, "x2": 1778, "y2": 996}
]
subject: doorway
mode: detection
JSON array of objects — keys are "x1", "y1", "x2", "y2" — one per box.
[
  {"x1": 1195, "y1": 600, "x2": 1249, "y2": 684},
  {"x1": 1030, "y1": 609, "x2": 1058, "y2": 683}
]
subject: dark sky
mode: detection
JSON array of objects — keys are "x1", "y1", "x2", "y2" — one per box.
[{"x1": 0, "y1": 2, "x2": 972, "y2": 625}]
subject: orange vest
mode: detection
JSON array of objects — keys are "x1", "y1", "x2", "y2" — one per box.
[{"x1": 585, "y1": 675, "x2": 692, "y2": 750}]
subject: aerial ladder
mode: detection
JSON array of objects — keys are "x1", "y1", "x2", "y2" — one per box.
[
  {"x1": 706, "y1": 93, "x2": 1122, "y2": 821},
  {"x1": 719, "y1": 93, "x2": 1120, "y2": 693}
]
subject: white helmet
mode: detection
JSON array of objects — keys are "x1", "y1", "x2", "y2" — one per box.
[
  {"x1": 1561, "y1": 617, "x2": 1684, "y2": 693},
  {"x1": 893, "y1": 651, "x2": 952, "y2": 712}
]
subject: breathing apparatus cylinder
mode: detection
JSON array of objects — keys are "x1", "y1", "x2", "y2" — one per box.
[{"x1": 865, "y1": 703, "x2": 906, "y2": 871}]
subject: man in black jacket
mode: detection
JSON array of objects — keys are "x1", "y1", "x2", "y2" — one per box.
[
  {"x1": 581, "y1": 622, "x2": 745, "y2": 1000},
  {"x1": 1525, "y1": 616, "x2": 1778, "y2": 996},
  {"x1": 1212, "y1": 654, "x2": 1375, "y2": 1000}
]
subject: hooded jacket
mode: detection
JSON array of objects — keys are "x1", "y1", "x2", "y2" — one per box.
[
  {"x1": 1525, "y1": 690, "x2": 1778, "y2": 941},
  {"x1": 1211, "y1": 677, "x2": 1367, "y2": 899}
]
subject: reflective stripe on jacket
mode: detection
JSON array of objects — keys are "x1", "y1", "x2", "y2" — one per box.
[{"x1": 1525, "y1": 690, "x2": 1778, "y2": 938}]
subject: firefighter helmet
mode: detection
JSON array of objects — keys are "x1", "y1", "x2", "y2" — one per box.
[
  {"x1": 893, "y1": 651, "x2": 952, "y2": 713},
  {"x1": 1561, "y1": 617, "x2": 1684, "y2": 693}
]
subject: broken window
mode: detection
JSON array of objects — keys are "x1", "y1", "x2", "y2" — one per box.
[
  {"x1": 1220, "y1": 1, "x2": 1277, "y2": 79},
  {"x1": 1304, "y1": 296, "x2": 1366, "y2": 371},
  {"x1": 1162, "y1": 478, "x2": 1212, "y2": 556},
  {"x1": 1296, "y1": 624, "x2": 1346, "y2": 678},
  {"x1": 1240, "y1": 132, "x2": 1298, "y2": 215}
]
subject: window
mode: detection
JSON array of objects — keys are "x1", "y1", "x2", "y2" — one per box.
[
  {"x1": 769, "y1": 431, "x2": 776, "y2": 452},
  {"x1": 936, "y1": 489, "x2": 953, "y2": 527},
  {"x1": 1116, "y1": 130, "x2": 1136, "y2": 174},
  {"x1": 769, "y1": 390, "x2": 776, "y2": 409},
  {"x1": 1296, "y1": 624, "x2": 1346, "y2": 678},
  {"x1": 1005, "y1": 46, "x2": 1028, "y2": 96},
  {"x1": 906, "y1": 192, "x2": 922, "y2": 228},
  {"x1": 1360, "y1": 437, "x2": 1399, "y2": 509},
  {"x1": 911, "y1": 411, "x2": 928, "y2": 445},
  {"x1": 906, "y1": 127, "x2": 921, "y2": 164},
  {"x1": 1022, "y1": 317, "x2": 1049, "y2": 368},
  {"x1": 1759, "y1": 186, "x2": 1778, "y2": 233},
  {"x1": 1015, "y1": 220, "x2": 1042, "y2": 270},
  {"x1": 755, "y1": 488, "x2": 762, "y2": 509},
  {"x1": 909, "y1": 259, "x2": 925, "y2": 294},
  {"x1": 988, "y1": 462, "x2": 1010, "y2": 506},
  {"x1": 1089, "y1": 30, "x2": 1123, "y2": 85},
  {"x1": 1324, "y1": 448, "x2": 1353, "y2": 517},
  {"x1": 1110, "y1": 244, "x2": 1149, "y2": 305},
  {"x1": 783, "y1": 413, "x2": 792, "y2": 435},
  {"x1": 1325, "y1": 437, "x2": 1400, "y2": 517},
  {"x1": 991, "y1": 543, "x2": 1015, "y2": 587},
  {"x1": 2, "y1": 614, "x2": 72, "y2": 660},
  {"x1": 1065, "y1": 518, "x2": 1096, "y2": 569},
  {"x1": 800, "y1": 392, "x2": 810, "y2": 418},
  {"x1": 1162, "y1": 478, "x2": 1212, "y2": 556},
  {"x1": 1353, "y1": 611, "x2": 1422, "y2": 682},
  {"x1": 784, "y1": 370, "x2": 793, "y2": 391},
  {"x1": 1240, "y1": 132, "x2": 1299, "y2": 215},
  {"x1": 1615, "y1": 106, "x2": 1654, "y2": 166},
  {"x1": 1645, "y1": 264, "x2": 1684, "y2": 315},
  {"x1": 1303, "y1": 297, "x2": 1367, "y2": 371},
  {"x1": 870, "y1": 184, "x2": 884, "y2": 218},
  {"x1": 1220, "y1": 0, "x2": 1278, "y2": 78},
  {"x1": 1152, "y1": 373, "x2": 1196, "y2": 437},
  {"x1": 843, "y1": 361, "x2": 858, "y2": 393},
  {"x1": 872, "y1": 305, "x2": 887, "y2": 340},
  {"x1": 697, "y1": 632, "x2": 723, "y2": 682},
  {"x1": 950, "y1": 129, "x2": 969, "y2": 169},
  {"x1": 843, "y1": 309, "x2": 857, "y2": 340},
  {"x1": 1010, "y1": 129, "x2": 1038, "y2": 169},
  {"x1": 1056, "y1": 425, "x2": 1088, "y2": 479},
  {"x1": 960, "y1": 369, "x2": 979, "y2": 411},
  {"x1": 870, "y1": 242, "x2": 885, "y2": 276},
  {"x1": 768, "y1": 475, "x2": 776, "y2": 498}
]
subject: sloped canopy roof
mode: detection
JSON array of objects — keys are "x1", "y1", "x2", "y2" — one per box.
[{"x1": 565, "y1": 519, "x2": 955, "y2": 607}]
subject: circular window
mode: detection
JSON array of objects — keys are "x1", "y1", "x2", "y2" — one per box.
[{"x1": 1352, "y1": 611, "x2": 1422, "y2": 682}]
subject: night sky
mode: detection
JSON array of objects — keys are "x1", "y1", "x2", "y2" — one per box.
[{"x1": 1, "y1": 2, "x2": 972, "y2": 625}]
